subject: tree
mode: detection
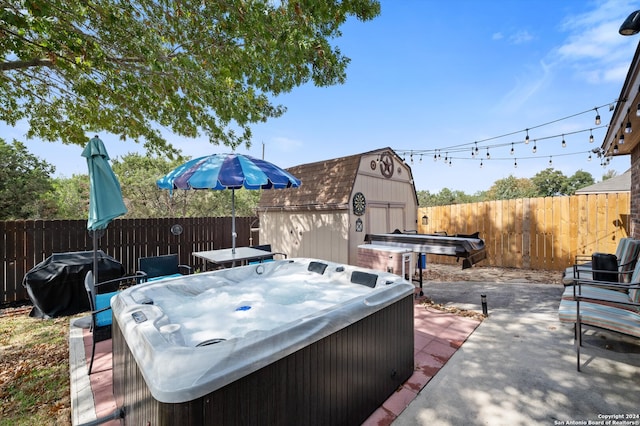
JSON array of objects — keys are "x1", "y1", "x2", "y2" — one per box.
[
  {"x1": 602, "y1": 169, "x2": 619, "y2": 181},
  {"x1": 417, "y1": 188, "x2": 483, "y2": 206},
  {"x1": 485, "y1": 175, "x2": 536, "y2": 200},
  {"x1": 0, "y1": 139, "x2": 55, "y2": 219},
  {"x1": 41, "y1": 174, "x2": 90, "y2": 219},
  {"x1": 531, "y1": 168, "x2": 567, "y2": 197},
  {"x1": 563, "y1": 170, "x2": 595, "y2": 195},
  {"x1": 1, "y1": 1, "x2": 381, "y2": 155}
]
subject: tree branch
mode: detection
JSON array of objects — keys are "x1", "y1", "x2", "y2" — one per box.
[{"x1": 0, "y1": 58, "x2": 55, "y2": 71}]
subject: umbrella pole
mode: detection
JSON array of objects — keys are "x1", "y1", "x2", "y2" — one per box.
[
  {"x1": 92, "y1": 230, "x2": 98, "y2": 286},
  {"x1": 232, "y1": 188, "x2": 236, "y2": 254}
]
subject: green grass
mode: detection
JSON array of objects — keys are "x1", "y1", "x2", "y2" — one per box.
[{"x1": 0, "y1": 310, "x2": 71, "y2": 425}]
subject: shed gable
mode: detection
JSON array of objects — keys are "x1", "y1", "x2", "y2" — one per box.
[{"x1": 258, "y1": 148, "x2": 399, "y2": 210}]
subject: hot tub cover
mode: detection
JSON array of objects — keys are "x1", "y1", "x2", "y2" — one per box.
[{"x1": 23, "y1": 250, "x2": 124, "y2": 318}]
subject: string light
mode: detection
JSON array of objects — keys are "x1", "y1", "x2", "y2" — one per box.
[
  {"x1": 625, "y1": 108, "x2": 632, "y2": 133},
  {"x1": 392, "y1": 101, "x2": 620, "y2": 169},
  {"x1": 514, "y1": 158, "x2": 518, "y2": 168},
  {"x1": 480, "y1": 160, "x2": 483, "y2": 168},
  {"x1": 594, "y1": 107, "x2": 601, "y2": 125},
  {"x1": 548, "y1": 156, "x2": 553, "y2": 166},
  {"x1": 636, "y1": 102, "x2": 640, "y2": 117},
  {"x1": 419, "y1": 154, "x2": 423, "y2": 162},
  {"x1": 613, "y1": 144, "x2": 619, "y2": 154},
  {"x1": 588, "y1": 153, "x2": 592, "y2": 161}
]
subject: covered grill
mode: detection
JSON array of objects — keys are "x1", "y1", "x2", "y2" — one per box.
[
  {"x1": 22, "y1": 250, "x2": 124, "y2": 318},
  {"x1": 364, "y1": 231, "x2": 486, "y2": 295}
]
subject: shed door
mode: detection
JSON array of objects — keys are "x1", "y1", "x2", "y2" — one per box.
[
  {"x1": 367, "y1": 206, "x2": 388, "y2": 234},
  {"x1": 389, "y1": 207, "x2": 406, "y2": 232},
  {"x1": 367, "y1": 205, "x2": 406, "y2": 234}
]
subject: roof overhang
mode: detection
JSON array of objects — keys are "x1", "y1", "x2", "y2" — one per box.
[{"x1": 602, "y1": 40, "x2": 640, "y2": 157}]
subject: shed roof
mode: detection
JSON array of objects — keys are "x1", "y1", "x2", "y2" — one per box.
[
  {"x1": 574, "y1": 169, "x2": 631, "y2": 194},
  {"x1": 258, "y1": 147, "x2": 399, "y2": 210}
]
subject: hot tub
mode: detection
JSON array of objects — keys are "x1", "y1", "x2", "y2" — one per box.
[{"x1": 112, "y1": 258, "x2": 415, "y2": 425}]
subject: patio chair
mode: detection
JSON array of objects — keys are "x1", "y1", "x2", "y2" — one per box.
[
  {"x1": 137, "y1": 254, "x2": 192, "y2": 282},
  {"x1": 558, "y1": 283, "x2": 640, "y2": 371},
  {"x1": 248, "y1": 244, "x2": 288, "y2": 264},
  {"x1": 84, "y1": 270, "x2": 147, "y2": 374},
  {"x1": 561, "y1": 238, "x2": 640, "y2": 285},
  {"x1": 561, "y1": 257, "x2": 640, "y2": 307}
]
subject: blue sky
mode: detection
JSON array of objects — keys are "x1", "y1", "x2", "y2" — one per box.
[{"x1": 17, "y1": 0, "x2": 640, "y2": 192}]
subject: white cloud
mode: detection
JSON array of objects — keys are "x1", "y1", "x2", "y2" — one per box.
[
  {"x1": 509, "y1": 30, "x2": 534, "y2": 44},
  {"x1": 553, "y1": 0, "x2": 639, "y2": 84},
  {"x1": 492, "y1": 32, "x2": 504, "y2": 40}
]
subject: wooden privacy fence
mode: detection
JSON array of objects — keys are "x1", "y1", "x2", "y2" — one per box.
[
  {"x1": 1, "y1": 216, "x2": 258, "y2": 304},
  {"x1": 418, "y1": 193, "x2": 631, "y2": 271}
]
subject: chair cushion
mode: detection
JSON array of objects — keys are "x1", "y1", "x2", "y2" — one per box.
[
  {"x1": 558, "y1": 299, "x2": 640, "y2": 338},
  {"x1": 95, "y1": 291, "x2": 118, "y2": 327},
  {"x1": 561, "y1": 285, "x2": 632, "y2": 304},
  {"x1": 562, "y1": 265, "x2": 592, "y2": 285},
  {"x1": 147, "y1": 273, "x2": 183, "y2": 282},
  {"x1": 619, "y1": 240, "x2": 640, "y2": 282}
]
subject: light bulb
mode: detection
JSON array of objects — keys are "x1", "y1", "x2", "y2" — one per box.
[
  {"x1": 620, "y1": 134, "x2": 625, "y2": 144},
  {"x1": 525, "y1": 129, "x2": 529, "y2": 144},
  {"x1": 626, "y1": 120, "x2": 632, "y2": 133},
  {"x1": 532, "y1": 144, "x2": 537, "y2": 154},
  {"x1": 613, "y1": 144, "x2": 619, "y2": 154},
  {"x1": 589, "y1": 130, "x2": 594, "y2": 143},
  {"x1": 595, "y1": 108, "x2": 601, "y2": 125}
]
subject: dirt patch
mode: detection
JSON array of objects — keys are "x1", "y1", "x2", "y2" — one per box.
[{"x1": 423, "y1": 263, "x2": 562, "y2": 285}]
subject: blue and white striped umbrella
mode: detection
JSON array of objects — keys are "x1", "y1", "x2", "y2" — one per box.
[{"x1": 157, "y1": 153, "x2": 301, "y2": 252}]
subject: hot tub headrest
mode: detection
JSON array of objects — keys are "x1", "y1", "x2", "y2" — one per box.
[
  {"x1": 350, "y1": 271, "x2": 378, "y2": 288},
  {"x1": 307, "y1": 261, "x2": 328, "y2": 275}
]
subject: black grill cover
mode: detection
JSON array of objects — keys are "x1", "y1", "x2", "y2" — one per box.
[{"x1": 22, "y1": 251, "x2": 124, "y2": 318}]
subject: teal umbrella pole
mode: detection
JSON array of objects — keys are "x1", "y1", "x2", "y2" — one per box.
[{"x1": 82, "y1": 136, "x2": 127, "y2": 284}]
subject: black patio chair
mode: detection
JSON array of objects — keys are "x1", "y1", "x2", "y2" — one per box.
[
  {"x1": 137, "y1": 254, "x2": 192, "y2": 281},
  {"x1": 84, "y1": 270, "x2": 147, "y2": 374},
  {"x1": 249, "y1": 244, "x2": 288, "y2": 264}
]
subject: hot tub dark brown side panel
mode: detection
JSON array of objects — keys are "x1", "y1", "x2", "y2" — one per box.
[{"x1": 113, "y1": 294, "x2": 415, "y2": 426}]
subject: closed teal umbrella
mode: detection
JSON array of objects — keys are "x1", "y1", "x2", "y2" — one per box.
[{"x1": 82, "y1": 136, "x2": 127, "y2": 284}]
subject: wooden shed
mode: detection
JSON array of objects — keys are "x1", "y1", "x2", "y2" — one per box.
[{"x1": 257, "y1": 148, "x2": 418, "y2": 265}]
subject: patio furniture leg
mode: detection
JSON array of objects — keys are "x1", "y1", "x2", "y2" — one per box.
[
  {"x1": 89, "y1": 337, "x2": 96, "y2": 375},
  {"x1": 576, "y1": 299, "x2": 582, "y2": 372}
]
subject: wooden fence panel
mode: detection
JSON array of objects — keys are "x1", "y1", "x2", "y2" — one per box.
[
  {"x1": 418, "y1": 193, "x2": 630, "y2": 272},
  {"x1": 1, "y1": 216, "x2": 258, "y2": 305}
]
